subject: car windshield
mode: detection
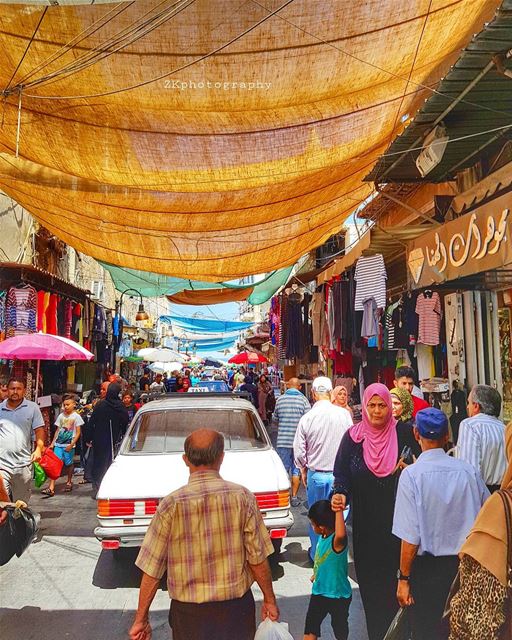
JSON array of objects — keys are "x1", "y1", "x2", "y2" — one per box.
[{"x1": 124, "y1": 407, "x2": 268, "y2": 453}]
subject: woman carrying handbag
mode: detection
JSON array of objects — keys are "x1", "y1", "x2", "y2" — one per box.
[{"x1": 448, "y1": 422, "x2": 512, "y2": 640}]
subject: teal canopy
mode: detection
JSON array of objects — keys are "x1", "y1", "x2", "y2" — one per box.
[{"x1": 101, "y1": 262, "x2": 294, "y2": 305}]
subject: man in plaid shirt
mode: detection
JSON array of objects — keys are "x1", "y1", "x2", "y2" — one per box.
[{"x1": 129, "y1": 428, "x2": 279, "y2": 640}]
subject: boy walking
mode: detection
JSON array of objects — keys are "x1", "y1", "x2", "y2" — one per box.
[{"x1": 304, "y1": 499, "x2": 352, "y2": 640}]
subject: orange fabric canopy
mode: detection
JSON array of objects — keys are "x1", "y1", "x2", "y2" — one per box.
[
  {"x1": 167, "y1": 286, "x2": 253, "y2": 305},
  {"x1": 0, "y1": 0, "x2": 499, "y2": 280}
]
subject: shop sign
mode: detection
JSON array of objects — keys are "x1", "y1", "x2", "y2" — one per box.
[{"x1": 407, "y1": 191, "x2": 512, "y2": 288}]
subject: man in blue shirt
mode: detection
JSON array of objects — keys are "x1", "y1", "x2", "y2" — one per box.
[
  {"x1": 392, "y1": 408, "x2": 489, "y2": 640},
  {"x1": 273, "y1": 378, "x2": 310, "y2": 507}
]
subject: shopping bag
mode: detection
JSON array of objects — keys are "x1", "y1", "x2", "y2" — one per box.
[
  {"x1": 383, "y1": 607, "x2": 412, "y2": 640},
  {"x1": 39, "y1": 448, "x2": 64, "y2": 480},
  {"x1": 33, "y1": 462, "x2": 47, "y2": 488},
  {"x1": 0, "y1": 503, "x2": 38, "y2": 566},
  {"x1": 254, "y1": 618, "x2": 294, "y2": 640}
]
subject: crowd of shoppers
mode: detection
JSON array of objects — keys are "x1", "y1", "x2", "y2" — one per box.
[{"x1": 1, "y1": 362, "x2": 511, "y2": 640}]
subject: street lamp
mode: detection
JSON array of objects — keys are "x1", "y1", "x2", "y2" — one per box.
[
  {"x1": 113, "y1": 288, "x2": 149, "y2": 370},
  {"x1": 118, "y1": 288, "x2": 149, "y2": 323}
]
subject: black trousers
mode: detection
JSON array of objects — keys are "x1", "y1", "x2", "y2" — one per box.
[
  {"x1": 304, "y1": 594, "x2": 351, "y2": 639},
  {"x1": 169, "y1": 590, "x2": 255, "y2": 640},
  {"x1": 410, "y1": 555, "x2": 459, "y2": 640}
]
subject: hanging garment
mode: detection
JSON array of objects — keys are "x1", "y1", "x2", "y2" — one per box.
[
  {"x1": 0, "y1": 290, "x2": 6, "y2": 342},
  {"x1": 286, "y1": 297, "x2": 303, "y2": 359},
  {"x1": 36, "y1": 290, "x2": 46, "y2": 332},
  {"x1": 416, "y1": 343, "x2": 435, "y2": 380},
  {"x1": 57, "y1": 296, "x2": 66, "y2": 337},
  {"x1": 6, "y1": 285, "x2": 37, "y2": 337},
  {"x1": 415, "y1": 291, "x2": 442, "y2": 346},
  {"x1": 405, "y1": 292, "x2": 418, "y2": 346},
  {"x1": 64, "y1": 299, "x2": 73, "y2": 339},
  {"x1": 46, "y1": 294, "x2": 58, "y2": 335},
  {"x1": 311, "y1": 291, "x2": 323, "y2": 347},
  {"x1": 327, "y1": 285, "x2": 336, "y2": 350},
  {"x1": 105, "y1": 310, "x2": 114, "y2": 346},
  {"x1": 73, "y1": 303, "x2": 82, "y2": 343},
  {"x1": 361, "y1": 297, "x2": 379, "y2": 338},
  {"x1": 384, "y1": 301, "x2": 399, "y2": 349},
  {"x1": 392, "y1": 301, "x2": 409, "y2": 349},
  {"x1": 354, "y1": 254, "x2": 387, "y2": 311}
]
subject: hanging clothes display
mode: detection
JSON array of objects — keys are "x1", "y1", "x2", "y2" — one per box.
[
  {"x1": 415, "y1": 290, "x2": 442, "y2": 346},
  {"x1": 361, "y1": 297, "x2": 379, "y2": 338},
  {"x1": 354, "y1": 254, "x2": 387, "y2": 311},
  {"x1": 6, "y1": 284, "x2": 37, "y2": 337},
  {"x1": 310, "y1": 291, "x2": 323, "y2": 347},
  {"x1": 0, "y1": 290, "x2": 6, "y2": 342}
]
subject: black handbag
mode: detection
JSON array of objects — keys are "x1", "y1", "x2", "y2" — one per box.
[{"x1": 0, "y1": 504, "x2": 38, "y2": 566}]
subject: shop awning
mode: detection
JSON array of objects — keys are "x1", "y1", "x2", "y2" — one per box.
[
  {"x1": 317, "y1": 223, "x2": 430, "y2": 284},
  {"x1": 0, "y1": 1, "x2": 498, "y2": 279},
  {"x1": 366, "y1": 0, "x2": 512, "y2": 184},
  {"x1": 0, "y1": 261, "x2": 88, "y2": 301}
]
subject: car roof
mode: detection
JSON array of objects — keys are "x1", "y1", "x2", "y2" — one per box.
[{"x1": 137, "y1": 395, "x2": 256, "y2": 413}]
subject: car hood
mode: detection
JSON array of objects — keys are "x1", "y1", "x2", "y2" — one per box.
[{"x1": 97, "y1": 449, "x2": 290, "y2": 500}]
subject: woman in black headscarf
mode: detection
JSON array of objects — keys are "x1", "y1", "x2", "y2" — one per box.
[{"x1": 89, "y1": 383, "x2": 129, "y2": 493}]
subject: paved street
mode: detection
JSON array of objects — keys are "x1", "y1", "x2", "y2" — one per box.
[{"x1": 0, "y1": 477, "x2": 368, "y2": 640}]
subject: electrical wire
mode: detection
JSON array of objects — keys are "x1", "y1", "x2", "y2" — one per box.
[
  {"x1": 250, "y1": 0, "x2": 512, "y2": 120},
  {"x1": 19, "y1": 0, "x2": 196, "y2": 93},
  {"x1": 387, "y1": 0, "x2": 432, "y2": 151},
  {"x1": 22, "y1": 0, "x2": 295, "y2": 100},
  {"x1": 3, "y1": 7, "x2": 48, "y2": 94},
  {"x1": 13, "y1": 2, "x2": 134, "y2": 88}
]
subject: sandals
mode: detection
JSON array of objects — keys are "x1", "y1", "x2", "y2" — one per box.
[
  {"x1": 41, "y1": 488, "x2": 54, "y2": 498},
  {"x1": 78, "y1": 479, "x2": 90, "y2": 485},
  {"x1": 64, "y1": 483, "x2": 73, "y2": 492}
]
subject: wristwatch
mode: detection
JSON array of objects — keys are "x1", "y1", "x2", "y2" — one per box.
[{"x1": 396, "y1": 570, "x2": 410, "y2": 581}]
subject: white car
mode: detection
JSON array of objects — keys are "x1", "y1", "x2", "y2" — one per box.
[{"x1": 94, "y1": 395, "x2": 293, "y2": 551}]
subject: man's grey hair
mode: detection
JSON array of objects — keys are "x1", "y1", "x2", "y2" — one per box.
[
  {"x1": 471, "y1": 385, "x2": 501, "y2": 417},
  {"x1": 184, "y1": 431, "x2": 224, "y2": 466}
]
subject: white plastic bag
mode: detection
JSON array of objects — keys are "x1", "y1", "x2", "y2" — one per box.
[{"x1": 254, "y1": 618, "x2": 294, "y2": 640}]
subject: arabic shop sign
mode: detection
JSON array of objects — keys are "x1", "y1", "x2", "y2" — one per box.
[{"x1": 407, "y1": 191, "x2": 512, "y2": 288}]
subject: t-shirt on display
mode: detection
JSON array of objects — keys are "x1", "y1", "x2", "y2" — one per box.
[{"x1": 354, "y1": 254, "x2": 387, "y2": 310}]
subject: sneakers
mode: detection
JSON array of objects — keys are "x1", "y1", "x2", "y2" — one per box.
[{"x1": 291, "y1": 496, "x2": 301, "y2": 507}]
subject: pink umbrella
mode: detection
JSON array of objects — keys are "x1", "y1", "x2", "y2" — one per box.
[{"x1": 0, "y1": 333, "x2": 94, "y2": 399}]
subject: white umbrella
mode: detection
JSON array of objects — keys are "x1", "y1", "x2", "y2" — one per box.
[
  {"x1": 137, "y1": 347, "x2": 186, "y2": 363},
  {"x1": 149, "y1": 361, "x2": 184, "y2": 373}
]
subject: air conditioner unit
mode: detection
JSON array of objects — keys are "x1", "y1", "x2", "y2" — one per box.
[
  {"x1": 90, "y1": 280, "x2": 104, "y2": 301},
  {"x1": 415, "y1": 125, "x2": 449, "y2": 177}
]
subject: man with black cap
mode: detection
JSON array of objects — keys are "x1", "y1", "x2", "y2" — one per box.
[{"x1": 392, "y1": 408, "x2": 489, "y2": 640}]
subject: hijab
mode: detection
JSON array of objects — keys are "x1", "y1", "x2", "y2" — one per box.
[
  {"x1": 331, "y1": 385, "x2": 349, "y2": 408},
  {"x1": 390, "y1": 387, "x2": 414, "y2": 422},
  {"x1": 349, "y1": 382, "x2": 398, "y2": 478},
  {"x1": 459, "y1": 422, "x2": 512, "y2": 585}
]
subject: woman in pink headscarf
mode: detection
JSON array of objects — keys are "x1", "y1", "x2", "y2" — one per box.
[{"x1": 332, "y1": 383, "x2": 417, "y2": 640}]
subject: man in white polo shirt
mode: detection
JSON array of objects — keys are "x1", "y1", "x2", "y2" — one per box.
[{"x1": 0, "y1": 377, "x2": 45, "y2": 503}]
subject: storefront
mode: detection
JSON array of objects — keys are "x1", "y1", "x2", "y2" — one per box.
[
  {"x1": 407, "y1": 189, "x2": 512, "y2": 422},
  {"x1": 0, "y1": 262, "x2": 116, "y2": 398}
]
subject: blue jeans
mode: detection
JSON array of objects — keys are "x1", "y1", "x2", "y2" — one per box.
[
  {"x1": 307, "y1": 469, "x2": 334, "y2": 560},
  {"x1": 276, "y1": 447, "x2": 300, "y2": 476}
]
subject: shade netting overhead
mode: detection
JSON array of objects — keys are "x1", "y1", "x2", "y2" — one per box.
[
  {"x1": 0, "y1": 0, "x2": 500, "y2": 280},
  {"x1": 100, "y1": 262, "x2": 294, "y2": 304},
  {"x1": 160, "y1": 315, "x2": 253, "y2": 333}
]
